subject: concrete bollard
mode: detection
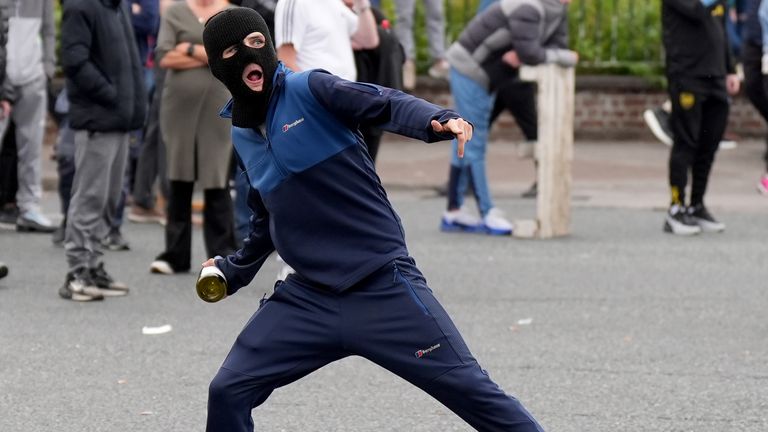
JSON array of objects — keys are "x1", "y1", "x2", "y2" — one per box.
[{"x1": 518, "y1": 63, "x2": 575, "y2": 239}]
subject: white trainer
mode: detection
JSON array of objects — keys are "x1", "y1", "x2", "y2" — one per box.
[
  {"x1": 441, "y1": 207, "x2": 482, "y2": 233},
  {"x1": 149, "y1": 260, "x2": 175, "y2": 275},
  {"x1": 483, "y1": 208, "x2": 513, "y2": 236}
]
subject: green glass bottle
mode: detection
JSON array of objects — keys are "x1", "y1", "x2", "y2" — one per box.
[{"x1": 196, "y1": 266, "x2": 228, "y2": 303}]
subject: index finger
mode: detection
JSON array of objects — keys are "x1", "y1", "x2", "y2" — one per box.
[{"x1": 456, "y1": 130, "x2": 467, "y2": 158}]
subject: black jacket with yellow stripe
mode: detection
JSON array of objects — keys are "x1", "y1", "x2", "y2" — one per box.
[{"x1": 662, "y1": 0, "x2": 735, "y2": 80}]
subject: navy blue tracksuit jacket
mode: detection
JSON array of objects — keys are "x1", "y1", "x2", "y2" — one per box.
[{"x1": 207, "y1": 63, "x2": 544, "y2": 432}]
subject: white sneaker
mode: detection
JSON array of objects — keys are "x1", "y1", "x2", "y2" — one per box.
[
  {"x1": 718, "y1": 139, "x2": 737, "y2": 150},
  {"x1": 149, "y1": 260, "x2": 174, "y2": 275},
  {"x1": 403, "y1": 59, "x2": 416, "y2": 91},
  {"x1": 663, "y1": 204, "x2": 702, "y2": 236},
  {"x1": 428, "y1": 59, "x2": 450, "y2": 80},
  {"x1": 483, "y1": 208, "x2": 513, "y2": 236},
  {"x1": 441, "y1": 207, "x2": 482, "y2": 233}
]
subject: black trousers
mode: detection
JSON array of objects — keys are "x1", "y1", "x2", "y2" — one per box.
[
  {"x1": 0, "y1": 121, "x2": 18, "y2": 208},
  {"x1": 742, "y1": 42, "x2": 768, "y2": 171},
  {"x1": 157, "y1": 181, "x2": 236, "y2": 272},
  {"x1": 490, "y1": 78, "x2": 538, "y2": 141},
  {"x1": 668, "y1": 76, "x2": 729, "y2": 206}
]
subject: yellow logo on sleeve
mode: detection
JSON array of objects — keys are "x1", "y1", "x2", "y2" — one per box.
[
  {"x1": 711, "y1": 4, "x2": 725, "y2": 17},
  {"x1": 680, "y1": 92, "x2": 696, "y2": 110}
]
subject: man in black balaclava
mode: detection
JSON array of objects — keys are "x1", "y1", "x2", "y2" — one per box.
[
  {"x1": 204, "y1": 8, "x2": 277, "y2": 128},
  {"x1": 201, "y1": 8, "x2": 545, "y2": 432}
]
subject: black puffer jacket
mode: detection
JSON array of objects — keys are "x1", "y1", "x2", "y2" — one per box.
[
  {"x1": 61, "y1": 0, "x2": 147, "y2": 132},
  {"x1": 0, "y1": 0, "x2": 12, "y2": 102},
  {"x1": 662, "y1": 0, "x2": 735, "y2": 79}
]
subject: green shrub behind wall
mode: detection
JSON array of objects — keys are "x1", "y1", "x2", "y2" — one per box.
[{"x1": 380, "y1": 0, "x2": 664, "y2": 77}]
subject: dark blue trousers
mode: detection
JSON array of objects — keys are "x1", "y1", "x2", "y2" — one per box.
[{"x1": 207, "y1": 257, "x2": 544, "y2": 432}]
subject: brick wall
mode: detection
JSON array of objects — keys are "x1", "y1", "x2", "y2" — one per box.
[{"x1": 413, "y1": 76, "x2": 767, "y2": 141}]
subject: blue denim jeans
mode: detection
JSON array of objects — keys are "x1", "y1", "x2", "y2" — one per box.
[{"x1": 449, "y1": 67, "x2": 495, "y2": 216}]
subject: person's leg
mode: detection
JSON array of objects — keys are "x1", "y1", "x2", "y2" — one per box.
[
  {"x1": 207, "y1": 278, "x2": 348, "y2": 432},
  {"x1": 423, "y1": 0, "x2": 446, "y2": 62},
  {"x1": 345, "y1": 258, "x2": 544, "y2": 431},
  {"x1": 501, "y1": 81, "x2": 538, "y2": 142},
  {"x1": 203, "y1": 187, "x2": 237, "y2": 258},
  {"x1": 56, "y1": 120, "x2": 77, "y2": 217},
  {"x1": 668, "y1": 80, "x2": 702, "y2": 207},
  {"x1": 665, "y1": 79, "x2": 703, "y2": 235},
  {"x1": 360, "y1": 124, "x2": 383, "y2": 163},
  {"x1": 496, "y1": 79, "x2": 539, "y2": 196},
  {"x1": 65, "y1": 131, "x2": 123, "y2": 273},
  {"x1": 0, "y1": 121, "x2": 18, "y2": 217},
  {"x1": 744, "y1": 42, "x2": 768, "y2": 190},
  {"x1": 690, "y1": 93, "x2": 729, "y2": 207},
  {"x1": 449, "y1": 68, "x2": 494, "y2": 216},
  {"x1": 52, "y1": 120, "x2": 76, "y2": 245},
  {"x1": 394, "y1": 0, "x2": 416, "y2": 61},
  {"x1": 101, "y1": 132, "x2": 131, "y2": 252},
  {"x1": 12, "y1": 77, "x2": 50, "y2": 224},
  {"x1": 155, "y1": 180, "x2": 194, "y2": 272},
  {"x1": 742, "y1": 43, "x2": 768, "y2": 121},
  {"x1": 132, "y1": 135, "x2": 158, "y2": 211}
]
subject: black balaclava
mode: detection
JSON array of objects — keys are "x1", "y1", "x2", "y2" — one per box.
[{"x1": 204, "y1": 8, "x2": 278, "y2": 128}]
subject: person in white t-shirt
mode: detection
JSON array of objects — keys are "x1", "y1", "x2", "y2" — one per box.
[{"x1": 275, "y1": 0, "x2": 379, "y2": 81}]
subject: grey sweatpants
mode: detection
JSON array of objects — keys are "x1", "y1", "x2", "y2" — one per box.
[
  {"x1": 394, "y1": 0, "x2": 446, "y2": 61},
  {"x1": 0, "y1": 77, "x2": 47, "y2": 214},
  {"x1": 65, "y1": 130, "x2": 129, "y2": 272}
]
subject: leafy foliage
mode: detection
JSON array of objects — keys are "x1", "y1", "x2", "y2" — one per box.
[{"x1": 379, "y1": 0, "x2": 664, "y2": 77}]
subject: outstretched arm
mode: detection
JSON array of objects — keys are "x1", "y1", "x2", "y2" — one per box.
[{"x1": 308, "y1": 70, "x2": 470, "y2": 147}]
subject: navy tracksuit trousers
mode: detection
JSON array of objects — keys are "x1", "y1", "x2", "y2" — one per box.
[{"x1": 207, "y1": 257, "x2": 544, "y2": 431}]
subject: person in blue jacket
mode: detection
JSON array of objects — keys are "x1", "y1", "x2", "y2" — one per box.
[{"x1": 200, "y1": 8, "x2": 545, "y2": 432}]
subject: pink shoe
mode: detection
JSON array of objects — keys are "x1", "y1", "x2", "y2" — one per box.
[{"x1": 758, "y1": 174, "x2": 768, "y2": 195}]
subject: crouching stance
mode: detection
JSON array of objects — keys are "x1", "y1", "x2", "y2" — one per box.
[{"x1": 202, "y1": 8, "x2": 545, "y2": 432}]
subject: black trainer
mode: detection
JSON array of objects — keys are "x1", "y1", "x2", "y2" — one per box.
[
  {"x1": 101, "y1": 229, "x2": 130, "y2": 251},
  {"x1": 643, "y1": 107, "x2": 673, "y2": 146},
  {"x1": 90, "y1": 263, "x2": 129, "y2": 297},
  {"x1": 688, "y1": 204, "x2": 725, "y2": 233},
  {"x1": 52, "y1": 219, "x2": 66, "y2": 247},
  {"x1": 0, "y1": 262, "x2": 8, "y2": 279},
  {"x1": 59, "y1": 268, "x2": 104, "y2": 302},
  {"x1": 663, "y1": 204, "x2": 701, "y2": 236}
]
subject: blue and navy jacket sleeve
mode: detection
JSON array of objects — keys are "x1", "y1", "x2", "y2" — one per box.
[
  {"x1": 216, "y1": 186, "x2": 275, "y2": 295},
  {"x1": 306, "y1": 70, "x2": 464, "y2": 143}
]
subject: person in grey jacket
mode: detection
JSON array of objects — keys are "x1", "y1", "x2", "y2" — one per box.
[
  {"x1": 441, "y1": 0, "x2": 577, "y2": 236},
  {"x1": 0, "y1": 0, "x2": 56, "y2": 233}
]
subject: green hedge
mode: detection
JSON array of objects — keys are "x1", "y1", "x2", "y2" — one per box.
[{"x1": 380, "y1": 0, "x2": 664, "y2": 77}]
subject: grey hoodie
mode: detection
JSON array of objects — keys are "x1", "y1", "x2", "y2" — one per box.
[
  {"x1": 6, "y1": 0, "x2": 55, "y2": 86},
  {"x1": 446, "y1": 0, "x2": 576, "y2": 90}
]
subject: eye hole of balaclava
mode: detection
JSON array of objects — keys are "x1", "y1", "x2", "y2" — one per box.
[{"x1": 204, "y1": 8, "x2": 278, "y2": 128}]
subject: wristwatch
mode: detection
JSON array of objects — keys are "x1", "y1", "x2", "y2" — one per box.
[{"x1": 187, "y1": 43, "x2": 195, "y2": 57}]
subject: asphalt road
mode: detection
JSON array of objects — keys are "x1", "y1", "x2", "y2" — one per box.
[{"x1": 1, "y1": 193, "x2": 766, "y2": 432}]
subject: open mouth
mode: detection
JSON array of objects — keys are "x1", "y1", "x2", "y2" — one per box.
[{"x1": 242, "y1": 64, "x2": 264, "y2": 89}]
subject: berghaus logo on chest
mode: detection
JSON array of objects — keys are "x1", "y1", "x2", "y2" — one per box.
[{"x1": 282, "y1": 117, "x2": 305, "y2": 132}]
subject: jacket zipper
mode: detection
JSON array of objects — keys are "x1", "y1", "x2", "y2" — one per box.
[{"x1": 263, "y1": 76, "x2": 289, "y2": 177}]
